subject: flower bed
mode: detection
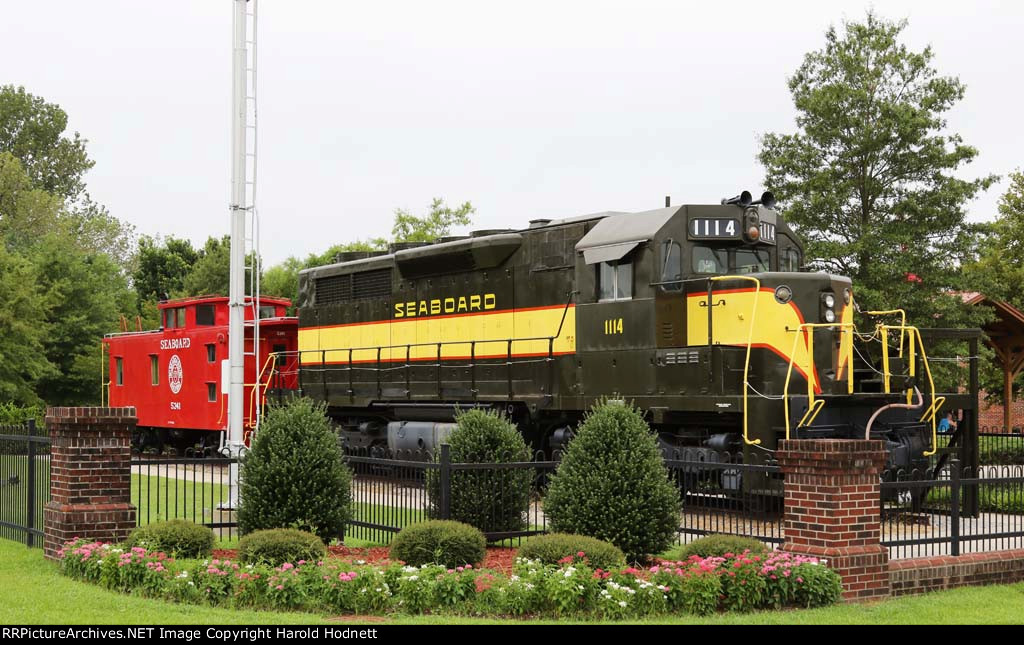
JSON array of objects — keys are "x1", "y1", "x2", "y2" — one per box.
[{"x1": 57, "y1": 541, "x2": 841, "y2": 618}]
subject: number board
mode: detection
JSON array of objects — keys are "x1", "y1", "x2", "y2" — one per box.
[
  {"x1": 759, "y1": 222, "x2": 776, "y2": 243},
  {"x1": 690, "y1": 218, "x2": 738, "y2": 239}
]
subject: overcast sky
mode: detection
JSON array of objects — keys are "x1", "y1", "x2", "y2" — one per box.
[{"x1": 2, "y1": 0, "x2": 1021, "y2": 266}]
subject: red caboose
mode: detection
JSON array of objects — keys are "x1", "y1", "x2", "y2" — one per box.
[{"x1": 103, "y1": 295, "x2": 299, "y2": 452}]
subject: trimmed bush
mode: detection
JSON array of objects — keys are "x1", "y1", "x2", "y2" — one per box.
[
  {"x1": 237, "y1": 528, "x2": 326, "y2": 566},
  {"x1": 389, "y1": 520, "x2": 486, "y2": 568},
  {"x1": 124, "y1": 519, "x2": 214, "y2": 559},
  {"x1": 237, "y1": 397, "x2": 352, "y2": 542},
  {"x1": 673, "y1": 534, "x2": 769, "y2": 560},
  {"x1": 427, "y1": 408, "x2": 532, "y2": 533},
  {"x1": 544, "y1": 400, "x2": 680, "y2": 562},
  {"x1": 518, "y1": 533, "x2": 625, "y2": 571}
]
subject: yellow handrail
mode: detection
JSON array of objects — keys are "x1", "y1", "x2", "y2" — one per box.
[
  {"x1": 709, "y1": 275, "x2": 760, "y2": 446},
  {"x1": 865, "y1": 309, "x2": 907, "y2": 356},
  {"x1": 920, "y1": 396, "x2": 947, "y2": 423},
  {"x1": 798, "y1": 399, "x2": 826, "y2": 428},
  {"x1": 880, "y1": 325, "x2": 938, "y2": 456},
  {"x1": 782, "y1": 322, "x2": 855, "y2": 439}
]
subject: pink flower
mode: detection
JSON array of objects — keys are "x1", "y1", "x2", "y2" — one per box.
[
  {"x1": 797, "y1": 577, "x2": 803, "y2": 583},
  {"x1": 577, "y1": 551, "x2": 585, "y2": 558},
  {"x1": 276, "y1": 585, "x2": 284, "y2": 590},
  {"x1": 281, "y1": 563, "x2": 294, "y2": 570}
]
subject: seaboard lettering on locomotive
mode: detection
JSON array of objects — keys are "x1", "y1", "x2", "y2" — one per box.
[{"x1": 294, "y1": 190, "x2": 961, "y2": 478}]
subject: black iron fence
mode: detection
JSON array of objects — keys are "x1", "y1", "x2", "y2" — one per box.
[
  {"x1": 131, "y1": 456, "x2": 239, "y2": 541},
  {"x1": 0, "y1": 420, "x2": 50, "y2": 548},
  {"x1": 936, "y1": 429, "x2": 1024, "y2": 467},
  {"x1": 881, "y1": 460, "x2": 1024, "y2": 560},
  {"x1": 343, "y1": 446, "x2": 556, "y2": 544},
  {"x1": 667, "y1": 450, "x2": 784, "y2": 547},
  {"x1": 343, "y1": 445, "x2": 783, "y2": 548}
]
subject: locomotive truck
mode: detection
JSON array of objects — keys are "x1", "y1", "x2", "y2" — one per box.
[{"x1": 293, "y1": 191, "x2": 976, "y2": 479}]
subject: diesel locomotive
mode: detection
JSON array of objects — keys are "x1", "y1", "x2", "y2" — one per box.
[{"x1": 293, "y1": 191, "x2": 971, "y2": 475}]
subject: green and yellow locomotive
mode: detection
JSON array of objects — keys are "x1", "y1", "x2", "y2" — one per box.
[{"x1": 293, "y1": 191, "x2": 958, "y2": 473}]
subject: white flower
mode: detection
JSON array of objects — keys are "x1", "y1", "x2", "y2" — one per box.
[
  {"x1": 407, "y1": 575, "x2": 419, "y2": 581},
  {"x1": 618, "y1": 601, "x2": 627, "y2": 608}
]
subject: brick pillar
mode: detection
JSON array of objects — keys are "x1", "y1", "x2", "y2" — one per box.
[
  {"x1": 776, "y1": 439, "x2": 890, "y2": 601},
  {"x1": 43, "y1": 407, "x2": 137, "y2": 559}
]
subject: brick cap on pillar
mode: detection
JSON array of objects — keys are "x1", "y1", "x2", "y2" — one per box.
[
  {"x1": 776, "y1": 439, "x2": 888, "y2": 473},
  {"x1": 783, "y1": 544, "x2": 888, "y2": 559},
  {"x1": 45, "y1": 406, "x2": 137, "y2": 424}
]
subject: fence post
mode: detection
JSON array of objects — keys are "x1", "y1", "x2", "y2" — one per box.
[
  {"x1": 440, "y1": 443, "x2": 451, "y2": 520},
  {"x1": 776, "y1": 439, "x2": 890, "y2": 601},
  {"x1": 43, "y1": 407, "x2": 137, "y2": 559},
  {"x1": 949, "y1": 458, "x2": 960, "y2": 557},
  {"x1": 26, "y1": 420, "x2": 36, "y2": 548}
]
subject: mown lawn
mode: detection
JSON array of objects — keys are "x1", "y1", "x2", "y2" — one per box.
[{"x1": 3, "y1": 538, "x2": 1023, "y2": 625}]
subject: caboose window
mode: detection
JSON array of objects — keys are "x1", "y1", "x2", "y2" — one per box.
[
  {"x1": 259, "y1": 305, "x2": 276, "y2": 319},
  {"x1": 115, "y1": 358, "x2": 123, "y2": 386},
  {"x1": 207, "y1": 383, "x2": 217, "y2": 402},
  {"x1": 163, "y1": 309, "x2": 175, "y2": 329},
  {"x1": 598, "y1": 261, "x2": 632, "y2": 301},
  {"x1": 176, "y1": 307, "x2": 186, "y2": 328},
  {"x1": 206, "y1": 344, "x2": 216, "y2": 362},
  {"x1": 692, "y1": 246, "x2": 726, "y2": 275},
  {"x1": 150, "y1": 355, "x2": 159, "y2": 386},
  {"x1": 196, "y1": 305, "x2": 216, "y2": 326}
]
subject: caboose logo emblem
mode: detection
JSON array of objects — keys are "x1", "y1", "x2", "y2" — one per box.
[{"x1": 168, "y1": 355, "x2": 183, "y2": 395}]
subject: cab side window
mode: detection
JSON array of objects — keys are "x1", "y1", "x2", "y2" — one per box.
[
  {"x1": 597, "y1": 261, "x2": 633, "y2": 301},
  {"x1": 660, "y1": 241, "x2": 683, "y2": 292},
  {"x1": 781, "y1": 247, "x2": 802, "y2": 272}
]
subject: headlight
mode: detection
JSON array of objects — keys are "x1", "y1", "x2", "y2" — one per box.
[
  {"x1": 823, "y1": 294, "x2": 835, "y2": 309},
  {"x1": 843, "y1": 288, "x2": 851, "y2": 305},
  {"x1": 774, "y1": 285, "x2": 793, "y2": 304},
  {"x1": 824, "y1": 309, "x2": 836, "y2": 323}
]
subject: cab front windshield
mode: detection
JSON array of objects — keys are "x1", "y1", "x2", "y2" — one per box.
[{"x1": 692, "y1": 245, "x2": 770, "y2": 275}]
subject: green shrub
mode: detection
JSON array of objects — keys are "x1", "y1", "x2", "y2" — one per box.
[
  {"x1": 518, "y1": 533, "x2": 625, "y2": 571},
  {"x1": 237, "y1": 528, "x2": 326, "y2": 566},
  {"x1": 673, "y1": 534, "x2": 769, "y2": 560},
  {"x1": 123, "y1": 520, "x2": 214, "y2": 558},
  {"x1": 237, "y1": 397, "x2": 352, "y2": 542},
  {"x1": 426, "y1": 408, "x2": 532, "y2": 533},
  {"x1": 389, "y1": 520, "x2": 486, "y2": 568},
  {"x1": 544, "y1": 400, "x2": 680, "y2": 562}
]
